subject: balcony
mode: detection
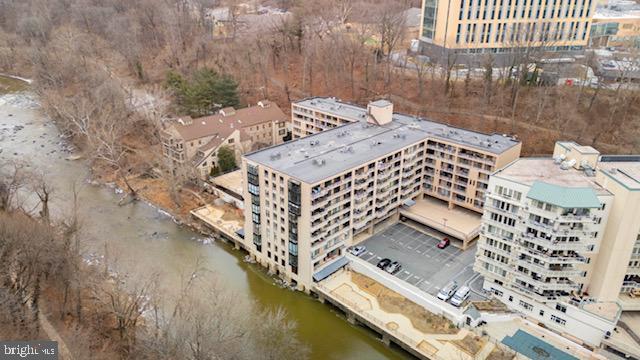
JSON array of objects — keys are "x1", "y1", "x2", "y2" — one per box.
[
  {"x1": 523, "y1": 246, "x2": 588, "y2": 264},
  {"x1": 484, "y1": 204, "x2": 519, "y2": 217},
  {"x1": 377, "y1": 170, "x2": 393, "y2": 182},
  {"x1": 353, "y1": 214, "x2": 373, "y2": 230},
  {"x1": 520, "y1": 233, "x2": 594, "y2": 252},
  {"x1": 477, "y1": 241, "x2": 513, "y2": 259},
  {"x1": 312, "y1": 187, "x2": 351, "y2": 210},
  {"x1": 526, "y1": 277, "x2": 582, "y2": 292},
  {"x1": 517, "y1": 259, "x2": 584, "y2": 278},
  {"x1": 311, "y1": 188, "x2": 327, "y2": 200}
]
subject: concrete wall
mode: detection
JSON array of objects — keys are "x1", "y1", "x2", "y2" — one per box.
[
  {"x1": 347, "y1": 254, "x2": 467, "y2": 325},
  {"x1": 590, "y1": 169, "x2": 640, "y2": 301},
  {"x1": 483, "y1": 280, "x2": 616, "y2": 347}
]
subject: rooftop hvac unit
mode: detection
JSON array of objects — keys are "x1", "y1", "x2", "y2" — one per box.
[{"x1": 313, "y1": 158, "x2": 326, "y2": 166}]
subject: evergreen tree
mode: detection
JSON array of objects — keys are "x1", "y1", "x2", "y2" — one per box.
[
  {"x1": 164, "y1": 68, "x2": 240, "y2": 117},
  {"x1": 217, "y1": 146, "x2": 237, "y2": 174},
  {"x1": 214, "y1": 75, "x2": 240, "y2": 109}
]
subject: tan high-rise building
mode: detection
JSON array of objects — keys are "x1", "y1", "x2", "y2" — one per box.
[
  {"x1": 474, "y1": 141, "x2": 640, "y2": 346},
  {"x1": 418, "y1": 0, "x2": 598, "y2": 63},
  {"x1": 243, "y1": 99, "x2": 520, "y2": 291}
]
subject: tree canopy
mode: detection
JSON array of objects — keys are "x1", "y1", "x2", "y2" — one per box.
[
  {"x1": 165, "y1": 68, "x2": 240, "y2": 117},
  {"x1": 217, "y1": 146, "x2": 237, "y2": 174}
]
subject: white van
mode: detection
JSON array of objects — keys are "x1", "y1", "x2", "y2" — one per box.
[{"x1": 450, "y1": 286, "x2": 470, "y2": 307}]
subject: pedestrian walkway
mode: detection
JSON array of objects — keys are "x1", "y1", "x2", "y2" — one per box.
[{"x1": 318, "y1": 270, "x2": 504, "y2": 360}]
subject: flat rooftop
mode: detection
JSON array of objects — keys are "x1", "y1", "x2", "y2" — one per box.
[
  {"x1": 598, "y1": 156, "x2": 640, "y2": 190},
  {"x1": 212, "y1": 169, "x2": 244, "y2": 197},
  {"x1": 247, "y1": 98, "x2": 519, "y2": 184},
  {"x1": 400, "y1": 197, "x2": 481, "y2": 243},
  {"x1": 295, "y1": 97, "x2": 519, "y2": 154},
  {"x1": 495, "y1": 158, "x2": 612, "y2": 197}
]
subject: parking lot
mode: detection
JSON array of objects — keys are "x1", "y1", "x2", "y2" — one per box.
[{"x1": 357, "y1": 223, "x2": 487, "y2": 303}]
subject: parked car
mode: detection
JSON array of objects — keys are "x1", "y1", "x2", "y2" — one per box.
[
  {"x1": 437, "y1": 238, "x2": 450, "y2": 249},
  {"x1": 349, "y1": 245, "x2": 367, "y2": 257},
  {"x1": 437, "y1": 281, "x2": 459, "y2": 301},
  {"x1": 450, "y1": 286, "x2": 471, "y2": 307},
  {"x1": 377, "y1": 258, "x2": 392, "y2": 269},
  {"x1": 385, "y1": 261, "x2": 402, "y2": 274}
]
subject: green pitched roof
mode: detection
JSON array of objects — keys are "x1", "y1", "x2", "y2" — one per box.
[{"x1": 526, "y1": 181, "x2": 601, "y2": 209}]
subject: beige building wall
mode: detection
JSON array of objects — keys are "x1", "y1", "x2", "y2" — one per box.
[
  {"x1": 588, "y1": 170, "x2": 640, "y2": 301},
  {"x1": 242, "y1": 141, "x2": 429, "y2": 290},
  {"x1": 420, "y1": 0, "x2": 598, "y2": 51}
]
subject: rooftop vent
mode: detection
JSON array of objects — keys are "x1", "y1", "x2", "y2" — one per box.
[
  {"x1": 270, "y1": 152, "x2": 282, "y2": 160},
  {"x1": 177, "y1": 117, "x2": 193, "y2": 126},
  {"x1": 310, "y1": 140, "x2": 320, "y2": 146},
  {"x1": 584, "y1": 166, "x2": 596, "y2": 177},
  {"x1": 313, "y1": 158, "x2": 326, "y2": 166},
  {"x1": 220, "y1": 107, "x2": 236, "y2": 117}
]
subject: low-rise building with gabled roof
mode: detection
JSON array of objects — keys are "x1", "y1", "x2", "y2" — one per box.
[{"x1": 161, "y1": 100, "x2": 289, "y2": 179}]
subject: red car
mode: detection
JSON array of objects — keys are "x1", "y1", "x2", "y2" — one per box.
[{"x1": 437, "y1": 238, "x2": 450, "y2": 249}]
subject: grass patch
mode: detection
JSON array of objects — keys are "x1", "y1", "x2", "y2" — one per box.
[
  {"x1": 351, "y1": 272, "x2": 457, "y2": 334},
  {"x1": 472, "y1": 299, "x2": 510, "y2": 312},
  {"x1": 487, "y1": 345, "x2": 517, "y2": 360},
  {"x1": 0, "y1": 75, "x2": 29, "y2": 94},
  {"x1": 452, "y1": 334, "x2": 486, "y2": 355}
]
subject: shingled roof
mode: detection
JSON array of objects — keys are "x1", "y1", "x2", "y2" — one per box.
[{"x1": 170, "y1": 101, "x2": 286, "y2": 142}]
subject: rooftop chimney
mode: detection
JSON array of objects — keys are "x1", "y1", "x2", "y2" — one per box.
[
  {"x1": 220, "y1": 107, "x2": 236, "y2": 117},
  {"x1": 366, "y1": 100, "x2": 393, "y2": 126}
]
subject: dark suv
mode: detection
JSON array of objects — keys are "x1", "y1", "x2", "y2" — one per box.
[{"x1": 377, "y1": 258, "x2": 391, "y2": 269}]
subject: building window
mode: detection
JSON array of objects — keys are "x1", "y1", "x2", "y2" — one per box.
[
  {"x1": 555, "y1": 303, "x2": 567, "y2": 313},
  {"x1": 551, "y1": 315, "x2": 566, "y2": 325},
  {"x1": 519, "y1": 300, "x2": 533, "y2": 311}
]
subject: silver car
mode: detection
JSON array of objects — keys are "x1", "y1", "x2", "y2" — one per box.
[
  {"x1": 437, "y1": 281, "x2": 459, "y2": 301},
  {"x1": 349, "y1": 245, "x2": 366, "y2": 257},
  {"x1": 385, "y1": 261, "x2": 402, "y2": 274}
]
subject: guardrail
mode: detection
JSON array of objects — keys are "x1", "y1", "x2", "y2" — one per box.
[{"x1": 347, "y1": 254, "x2": 466, "y2": 325}]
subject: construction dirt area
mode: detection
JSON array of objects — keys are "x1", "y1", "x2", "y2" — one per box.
[
  {"x1": 351, "y1": 272, "x2": 457, "y2": 335},
  {"x1": 320, "y1": 270, "x2": 516, "y2": 360}
]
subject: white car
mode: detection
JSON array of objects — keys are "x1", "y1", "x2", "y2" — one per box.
[
  {"x1": 450, "y1": 286, "x2": 470, "y2": 307},
  {"x1": 349, "y1": 245, "x2": 366, "y2": 257},
  {"x1": 437, "y1": 281, "x2": 459, "y2": 301}
]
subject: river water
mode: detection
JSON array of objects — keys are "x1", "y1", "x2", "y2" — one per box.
[{"x1": 0, "y1": 77, "x2": 407, "y2": 360}]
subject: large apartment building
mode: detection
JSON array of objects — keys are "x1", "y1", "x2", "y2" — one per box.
[
  {"x1": 474, "y1": 141, "x2": 640, "y2": 346},
  {"x1": 418, "y1": 0, "x2": 598, "y2": 64},
  {"x1": 243, "y1": 99, "x2": 520, "y2": 290},
  {"x1": 161, "y1": 101, "x2": 288, "y2": 179},
  {"x1": 291, "y1": 98, "x2": 521, "y2": 215}
]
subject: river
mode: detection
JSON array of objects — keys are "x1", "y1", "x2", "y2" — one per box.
[{"x1": 0, "y1": 76, "x2": 408, "y2": 360}]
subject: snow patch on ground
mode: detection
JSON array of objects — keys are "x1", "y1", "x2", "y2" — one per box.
[{"x1": 0, "y1": 92, "x2": 40, "y2": 109}]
